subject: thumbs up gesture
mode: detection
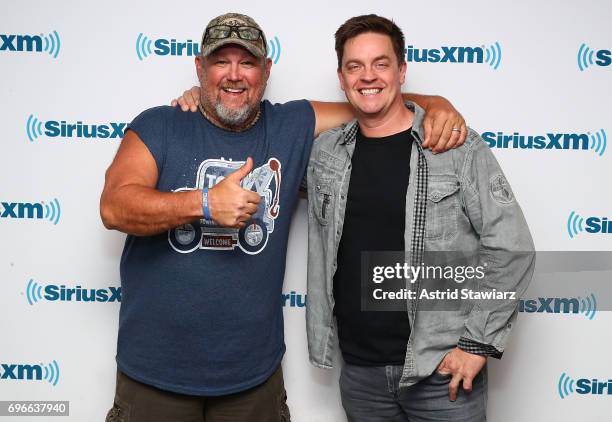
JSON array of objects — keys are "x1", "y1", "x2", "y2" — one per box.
[{"x1": 207, "y1": 157, "x2": 261, "y2": 228}]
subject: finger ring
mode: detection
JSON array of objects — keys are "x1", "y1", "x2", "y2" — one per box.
[{"x1": 451, "y1": 128, "x2": 461, "y2": 132}]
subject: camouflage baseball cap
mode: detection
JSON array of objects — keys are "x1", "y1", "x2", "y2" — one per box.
[{"x1": 201, "y1": 13, "x2": 267, "y2": 58}]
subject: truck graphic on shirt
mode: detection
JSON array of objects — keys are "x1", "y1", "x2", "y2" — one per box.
[{"x1": 168, "y1": 157, "x2": 282, "y2": 255}]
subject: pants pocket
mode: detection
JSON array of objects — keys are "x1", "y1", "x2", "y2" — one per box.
[
  {"x1": 105, "y1": 397, "x2": 130, "y2": 422},
  {"x1": 279, "y1": 388, "x2": 291, "y2": 422},
  {"x1": 432, "y1": 371, "x2": 452, "y2": 383}
]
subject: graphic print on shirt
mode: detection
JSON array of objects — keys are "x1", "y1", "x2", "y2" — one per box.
[{"x1": 168, "y1": 157, "x2": 282, "y2": 255}]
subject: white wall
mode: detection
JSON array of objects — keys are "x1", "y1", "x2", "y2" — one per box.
[{"x1": 1, "y1": 0, "x2": 611, "y2": 420}]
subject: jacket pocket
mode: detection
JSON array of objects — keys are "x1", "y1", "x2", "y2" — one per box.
[
  {"x1": 425, "y1": 177, "x2": 460, "y2": 240},
  {"x1": 313, "y1": 179, "x2": 334, "y2": 226}
]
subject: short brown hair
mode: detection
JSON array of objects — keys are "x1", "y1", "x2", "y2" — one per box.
[{"x1": 334, "y1": 14, "x2": 405, "y2": 69}]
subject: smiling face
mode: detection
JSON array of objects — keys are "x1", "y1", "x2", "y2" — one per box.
[
  {"x1": 337, "y1": 32, "x2": 406, "y2": 120},
  {"x1": 196, "y1": 45, "x2": 272, "y2": 130}
]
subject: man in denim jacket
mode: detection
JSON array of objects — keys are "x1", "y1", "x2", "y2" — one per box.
[{"x1": 306, "y1": 15, "x2": 535, "y2": 421}]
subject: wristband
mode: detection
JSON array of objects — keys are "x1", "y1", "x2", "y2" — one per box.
[{"x1": 202, "y1": 187, "x2": 211, "y2": 220}]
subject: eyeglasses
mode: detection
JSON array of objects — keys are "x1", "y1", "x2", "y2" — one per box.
[{"x1": 205, "y1": 25, "x2": 263, "y2": 42}]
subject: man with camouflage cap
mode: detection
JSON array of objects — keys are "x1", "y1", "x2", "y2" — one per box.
[{"x1": 101, "y1": 12, "x2": 465, "y2": 422}]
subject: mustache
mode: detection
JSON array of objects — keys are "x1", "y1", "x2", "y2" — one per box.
[{"x1": 221, "y1": 83, "x2": 248, "y2": 90}]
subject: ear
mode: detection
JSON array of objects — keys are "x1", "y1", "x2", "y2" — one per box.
[
  {"x1": 195, "y1": 56, "x2": 205, "y2": 82},
  {"x1": 264, "y1": 57, "x2": 272, "y2": 80},
  {"x1": 399, "y1": 61, "x2": 407, "y2": 85},
  {"x1": 337, "y1": 67, "x2": 346, "y2": 92}
]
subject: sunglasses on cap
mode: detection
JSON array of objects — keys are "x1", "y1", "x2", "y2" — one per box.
[{"x1": 204, "y1": 25, "x2": 263, "y2": 42}]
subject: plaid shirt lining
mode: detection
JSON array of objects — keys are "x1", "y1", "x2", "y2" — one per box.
[
  {"x1": 458, "y1": 337, "x2": 503, "y2": 359},
  {"x1": 410, "y1": 147, "x2": 428, "y2": 268}
]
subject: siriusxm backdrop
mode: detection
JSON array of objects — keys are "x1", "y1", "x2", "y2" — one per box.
[{"x1": 1, "y1": 0, "x2": 611, "y2": 420}]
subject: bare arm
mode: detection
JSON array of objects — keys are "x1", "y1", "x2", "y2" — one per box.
[
  {"x1": 100, "y1": 130, "x2": 261, "y2": 235},
  {"x1": 171, "y1": 87, "x2": 467, "y2": 150},
  {"x1": 100, "y1": 130, "x2": 202, "y2": 236},
  {"x1": 168, "y1": 87, "x2": 355, "y2": 138},
  {"x1": 310, "y1": 95, "x2": 466, "y2": 146},
  {"x1": 310, "y1": 101, "x2": 355, "y2": 137}
]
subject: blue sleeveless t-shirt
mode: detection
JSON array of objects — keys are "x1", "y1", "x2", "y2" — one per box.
[{"x1": 116, "y1": 100, "x2": 315, "y2": 395}]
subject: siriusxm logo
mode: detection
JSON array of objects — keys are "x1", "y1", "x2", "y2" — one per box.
[
  {"x1": 26, "y1": 115, "x2": 127, "y2": 142},
  {"x1": 136, "y1": 33, "x2": 282, "y2": 63},
  {"x1": 482, "y1": 129, "x2": 607, "y2": 156},
  {"x1": 267, "y1": 36, "x2": 281, "y2": 64},
  {"x1": 0, "y1": 198, "x2": 61, "y2": 225},
  {"x1": 519, "y1": 293, "x2": 596, "y2": 320},
  {"x1": 567, "y1": 211, "x2": 612, "y2": 238},
  {"x1": 0, "y1": 31, "x2": 61, "y2": 58},
  {"x1": 282, "y1": 291, "x2": 306, "y2": 308},
  {"x1": 25, "y1": 279, "x2": 121, "y2": 305},
  {"x1": 406, "y1": 42, "x2": 501, "y2": 69},
  {"x1": 559, "y1": 372, "x2": 612, "y2": 398},
  {"x1": 0, "y1": 360, "x2": 60, "y2": 386},
  {"x1": 136, "y1": 33, "x2": 200, "y2": 59},
  {"x1": 577, "y1": 44, "x2": 612, "y2": 71}
]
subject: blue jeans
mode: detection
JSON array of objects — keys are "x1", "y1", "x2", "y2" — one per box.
[{"x1": 339, "y1": 363, "x2": 487, "y2": 422}]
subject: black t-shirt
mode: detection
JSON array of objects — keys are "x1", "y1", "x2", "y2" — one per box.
[{"x1": 333, "y1": 127, "x2": 413, "y2": 366}]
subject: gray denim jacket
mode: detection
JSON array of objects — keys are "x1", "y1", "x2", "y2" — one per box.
[{"x1": 305, "y1": 102, "x2": 535, "y2": 388}]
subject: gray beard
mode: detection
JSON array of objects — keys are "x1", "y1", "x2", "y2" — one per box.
[
  {"x1": 200, "y1": 83, "x2": 265, "y2": 131},
  {"x1": 213, "y1": 101, "x2": 253, "y2": 127}
]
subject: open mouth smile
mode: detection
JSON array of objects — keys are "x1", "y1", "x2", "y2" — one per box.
[
  {"x1": 222, "y1": 87, "x2": 247, "y2": 94},
  {"x1": 358, "y1": 88, "x2": 382, "y2": 96}
]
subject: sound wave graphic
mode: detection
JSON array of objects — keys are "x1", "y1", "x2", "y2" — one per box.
[
  {"x1": 579, "y1": 293, "x2": 597, "y2": 320},
  {"x1": 267, "y1": 36, "x2": 281, "y2": 64},
  {"x1": 26, "y1": 279, "x2": 44, "y2": 306},
  {"x1": 589, "y1": 129, "x2": 607, "y2": 156},
  {"x1": 26, "y1": 114, "x2": 44, "y2": 142},
  {"x1": 558, "y1": 372, "x2": 575, "y2": 399},
  {"x1": 567, "y1": 211, "x2": 585, "y2": 239},
  {"x1": 43, "y1": 198, "x2": 61, "y2": 225},
  {"x1": 42, "y1": 31, "x2": 61, "y2": 59},
  {"x1": 577, "y1": 43, "x2": 595, "y2": 71},
  {"x1": 136, "y1": 33, "x2": 154, "y2": 61},
  {"x1": 42, "y1": 360, "x2": 60, "y2": 386},
  {"x1": 484, "y1": 42, "x2": 502, "y2": 70}
]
